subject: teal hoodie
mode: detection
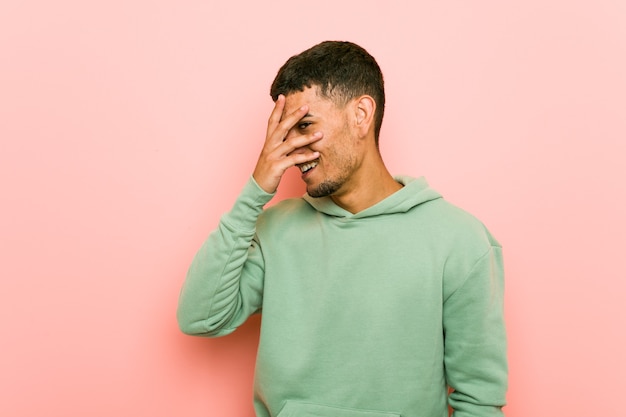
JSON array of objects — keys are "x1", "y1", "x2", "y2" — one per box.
[{"x1": 178, "y1": 176, "x2": 507, "y2": 417}]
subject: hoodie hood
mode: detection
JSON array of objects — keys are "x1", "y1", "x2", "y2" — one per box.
[{"x1": 302, "y1": 176, "x2": 442, "y2": 219}]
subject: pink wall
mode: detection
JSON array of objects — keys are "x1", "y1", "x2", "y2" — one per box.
[{"x1": 1, "y1": 1, "x2": 625, "y2": 416}]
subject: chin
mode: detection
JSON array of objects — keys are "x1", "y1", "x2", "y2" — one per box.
[{"x1": 307, "y1": 179, "x2": 342, "y2": 198}]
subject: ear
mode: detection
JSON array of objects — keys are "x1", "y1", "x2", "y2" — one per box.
[{"x1": 353, "y1": 95, "x2": 376, "y2": 139}]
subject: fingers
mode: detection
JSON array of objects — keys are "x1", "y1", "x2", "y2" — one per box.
[
  {"x1": 252, "y1": 129, "x2": 322, "y2": 193},
  {"x1": 263, "y1": 131, "x2": 323, "y2": 170},
  {"x1": 266, "y1": 96, "x2": 310, "y2": 146},
  {"x1": 281, "y1": 131, "x2": 323, "y2": 155},
  {"x1": 286, "y1": 149, "x2": 320, "y2": 166},
  {"x1": 254, "y1": 95, "x2": 322, "y2": 193},
  {"x1": 266, "y1": 94, "x2": 285, "y2": 138}
]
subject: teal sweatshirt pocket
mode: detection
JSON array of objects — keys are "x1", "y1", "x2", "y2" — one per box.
[{"x1": 276, "y1": 401, "x2": 401, "y2": 417}]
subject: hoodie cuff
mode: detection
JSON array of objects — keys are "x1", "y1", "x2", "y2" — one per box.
[{"x1": 221, "y1": 176, "x2": 275, "y2": 233}]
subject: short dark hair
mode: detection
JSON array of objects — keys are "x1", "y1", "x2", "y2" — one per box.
[{"x1": 270, "y1": 41, "x2": 385, "y2": 144}]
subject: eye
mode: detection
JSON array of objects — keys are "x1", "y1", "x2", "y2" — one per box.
[{"x1": 298, "y1": 122, "x2": 312, "y2": 130}]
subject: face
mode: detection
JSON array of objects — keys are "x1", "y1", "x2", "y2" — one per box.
[{"x1": 283, "y1": 87, "x2": 361, "y2": 198}]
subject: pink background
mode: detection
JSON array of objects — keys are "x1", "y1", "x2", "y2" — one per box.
[{"x1": 1, "y1": 1, "x2": 625, "y2": 416}]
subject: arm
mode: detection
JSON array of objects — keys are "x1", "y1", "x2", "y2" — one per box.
[
  {"x1": 177, "y1": 95, "x2": 322, "y2": 336},
  {"x1": 444, "y1": 246, "x2": 508, "y2": 416},
  {"x1": 177, "y1": 177, "x2": 272, "y2": 336}
]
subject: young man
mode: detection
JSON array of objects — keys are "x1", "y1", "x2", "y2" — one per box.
[{"x1": 177, "y1": 41, "x2": 507, "y2": 417}]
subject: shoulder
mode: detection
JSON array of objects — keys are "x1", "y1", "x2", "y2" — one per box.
[
  {"x1": 423, "y1": 199, "x2": 503, "y2": 297},
  {"x1": 418, "y1": 197, "x2": 500, "y2": 249}
]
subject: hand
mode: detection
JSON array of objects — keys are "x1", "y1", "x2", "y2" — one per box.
[{"x1": 252, "y1": 95, "x2": 323, "y2": 193}]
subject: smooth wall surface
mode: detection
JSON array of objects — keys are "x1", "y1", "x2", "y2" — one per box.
[{"x1": 1, "y1": 1, "x2": 625, "y2": 416}]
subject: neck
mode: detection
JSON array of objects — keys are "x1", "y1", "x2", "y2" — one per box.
[{"x1": 330, "y1": 152, "x2": 402, "y2": 214}]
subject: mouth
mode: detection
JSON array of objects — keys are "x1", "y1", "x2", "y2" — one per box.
[{"x1": 298, "y1": 159, "x2": 319, "y2": 175}]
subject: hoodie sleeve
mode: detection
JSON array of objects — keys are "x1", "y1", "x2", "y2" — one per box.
[
  {"x1": 176, "y1": 176, "x2": 274, "y2": 337},
  {"x1": 443, "y1": 245, "x2": 508, "y2": 417}
]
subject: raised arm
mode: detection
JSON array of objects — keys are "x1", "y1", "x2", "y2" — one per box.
[{"x1": 177, "y1": 96, "x2": 322, "y2": 336}]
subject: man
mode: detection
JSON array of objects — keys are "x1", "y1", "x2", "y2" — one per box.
[{"x1": 177, "y1": 41, "x2": 507, "y2": 417}]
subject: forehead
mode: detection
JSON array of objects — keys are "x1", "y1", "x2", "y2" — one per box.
[{"x1": 282, "y1": 86, "x2": 339, "y2": 117}]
